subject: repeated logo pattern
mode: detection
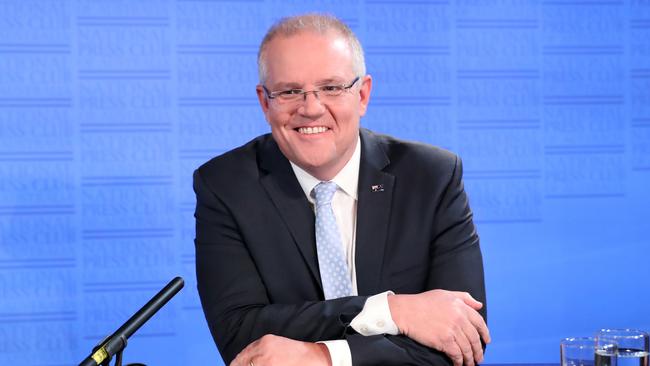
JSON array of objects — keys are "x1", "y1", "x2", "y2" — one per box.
[{"x1": 0, "y1": 1, "x2": 649, "y2": 365}]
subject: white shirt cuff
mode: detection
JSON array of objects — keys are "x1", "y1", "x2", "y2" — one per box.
[
  {"x1": 318, "y1": 340, "x2": 352, "y2": 366},
  {"x1": 350, "y1": 291, "x2": 399, "y2": 336}
]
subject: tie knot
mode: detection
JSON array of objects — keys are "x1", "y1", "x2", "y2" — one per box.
[{"x1": 312, "y1": 181, "x2": 337, "y2": 206}]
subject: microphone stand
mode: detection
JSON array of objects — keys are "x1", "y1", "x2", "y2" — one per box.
[{"x1": 79, "y1": 277, "x2": 184, "y2": 366}]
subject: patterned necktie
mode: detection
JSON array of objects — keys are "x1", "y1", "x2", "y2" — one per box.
[{"x1": 312, "y1": 181, "x2": 354, "y2": 299}]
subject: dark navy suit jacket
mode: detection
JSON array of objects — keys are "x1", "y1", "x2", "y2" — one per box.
[{"x1": 194, "y1": 128, "x2": 487, "y2": 365}]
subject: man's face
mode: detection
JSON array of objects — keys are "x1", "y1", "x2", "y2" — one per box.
[{"x1": 256, "y1": 31, "x2": 372, "y2": 180}]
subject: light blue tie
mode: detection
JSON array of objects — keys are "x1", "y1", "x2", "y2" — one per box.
[{"x1": 312, "y1": 181, "x2": 354, "y2": 299}]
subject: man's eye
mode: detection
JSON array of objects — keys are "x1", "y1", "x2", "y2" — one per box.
[
  {"x1": 281, "y1": 89, "x2": 304, "y2": 95},
  {"x1": 321, "y1": 85, "x2": 342, "y2": 92}
]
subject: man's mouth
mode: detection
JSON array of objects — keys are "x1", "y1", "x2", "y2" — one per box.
[{"x1": 296, "y1": 126, "x2": 329, "y2": 135}]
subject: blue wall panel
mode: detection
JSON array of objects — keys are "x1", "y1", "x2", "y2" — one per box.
[{"x1": 0, "y1": 1, "x2": 649, "y2": 365}]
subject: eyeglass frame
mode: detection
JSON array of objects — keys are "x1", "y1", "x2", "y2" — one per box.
[{"x1": 262, "y1": 76, "x2": 361, "y2": 103}]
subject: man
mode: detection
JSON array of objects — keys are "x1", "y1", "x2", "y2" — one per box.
[{"x1": 194, "y1": 14, "x2": 490, "y2": 366}]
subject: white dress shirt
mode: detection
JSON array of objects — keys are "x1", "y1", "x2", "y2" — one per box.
[{"x1": 290, "y1": 136, "x2": 399, "y2": 366}]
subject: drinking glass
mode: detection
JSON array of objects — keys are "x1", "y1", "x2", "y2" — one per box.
[
  {"x1": 596, "y1": 329, "x2": 649, "y2": 366},
  {"x1": 561, "y1": 337, "x2": 618, "y2": 366}
]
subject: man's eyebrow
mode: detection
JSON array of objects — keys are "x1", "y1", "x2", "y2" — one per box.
[
  {"x1": 269, "y1": 82, "x2": 303, "y2": 90},
  {"x1": 315, "y1": 78, "x2": 345, "y2": 85},
  {"x1": 270, "y1": 77, "x2": 346, "y2": 90}
]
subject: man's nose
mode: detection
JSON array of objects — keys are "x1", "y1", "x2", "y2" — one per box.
[{"x1": 298, "y1": 91, "x2": 326, "y2": 117}]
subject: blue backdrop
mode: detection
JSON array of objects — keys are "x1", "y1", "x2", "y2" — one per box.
[{"x1": 1, "y1": 1, "x2": 649, "y2": 365}]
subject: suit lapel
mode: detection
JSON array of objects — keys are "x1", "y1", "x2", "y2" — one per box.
[
  {"x1": 256, "y1": 131, "x2": 395, "y2": 296},
  {"x1": 355, "y1": 129, "x2": 394, "y2": 295},
  {"x1": 258, "y1": 137, "x2": 322, "y2": 288}
]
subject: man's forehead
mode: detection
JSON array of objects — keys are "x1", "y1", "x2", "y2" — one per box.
[
  {"x1": 263, "y1": 31, "x2": 355, "y2": 87},
  {"x1": 264, "y1": 30, "x2": 350, "y2": 58}
]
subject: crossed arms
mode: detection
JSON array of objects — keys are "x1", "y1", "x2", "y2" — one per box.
[{"x1": 194, "y1": 141, "x2": 489, "y2": 366}]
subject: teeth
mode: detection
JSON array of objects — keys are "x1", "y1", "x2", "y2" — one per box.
[{"x1": 298, "y1": 126, "x2": 328, "y2": 134}]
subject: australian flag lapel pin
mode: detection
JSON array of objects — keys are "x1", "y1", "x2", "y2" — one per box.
[{"x1": 371, "y1": 184, "x2": 384, "y2": 193}]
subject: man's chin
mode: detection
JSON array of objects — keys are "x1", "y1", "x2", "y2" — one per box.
[
  {"x1": 297, "y1": 156, "x2": 333, "y2": 171},
  {"x1": 293, "y1": 154, "x2": 340, "y2": 179},
  {"x1": 292, "y1": 143, "x2": 334, "y2": 165}
]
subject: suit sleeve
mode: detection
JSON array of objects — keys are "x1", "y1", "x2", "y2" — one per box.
[
  {"x1": 345, "y1": 155, "x2": 487, "y2": 366},
  {"x1": 194, "y1": 168, "x2": 369, "y2": 364},
  {"x1": 195, "y1": 151, "x2": 486, "y2": 366},
  {"x1": 427, "y1": 155, "x2": 486, "y2": 316}
]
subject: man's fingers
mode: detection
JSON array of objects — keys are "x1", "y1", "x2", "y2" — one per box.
[
  {"x1": 230, "y1": 353, "x2": 243, "y2": 366},
  {"x1": 467, "y1": 307, "x2": 491, "y2": 344},
  {"x1": 456, "y1": 330, "x2": 476, "y2": 366},
  {"x1": 231, "y1": 351, "x2": 251, "y2": 366},
  {"x1": 230, "y1": 340, "x2": 260, "y2": 366},
  {"x1": 396, "y1": 289, "x2": 492, "y2": 365},
  {"x1": 460, "y1": 312, "x2": 484, "y2": 364},
  {"x1": 443, "y1": 339, "x2": 464, "y2": 366},
  {"x1": 470, "y1": 333, "x2": 485, "y2": 364},
  {"x1": 231, "y1": 347, "x2": 249, "y2": 366},
  {"x1": 453, "y1": 291, "x2": 483, "y2": 310}
]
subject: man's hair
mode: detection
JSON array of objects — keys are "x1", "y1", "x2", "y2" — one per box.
[{"x1": 257, "y1": 13, "x2": 366, "y2": 84}]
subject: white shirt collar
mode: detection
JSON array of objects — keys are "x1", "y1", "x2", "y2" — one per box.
[{"x1": 290, "y1": 135, "x2": 361, "y2": 202}]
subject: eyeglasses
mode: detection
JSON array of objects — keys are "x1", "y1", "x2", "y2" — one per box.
[{"x1": 263, "y1": 76, "x2": 360, "y2": 104}]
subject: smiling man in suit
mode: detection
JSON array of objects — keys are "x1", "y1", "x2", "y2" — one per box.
[{"x1": 194, "y1": 13, "x2": 490, "y2": 366}]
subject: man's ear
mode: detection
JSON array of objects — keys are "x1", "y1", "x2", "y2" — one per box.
[
  {"x1": 358, "y1": 75, "x2": 372, "y2": 117},
  {"x1": 256, "y1": 85, "x2": 270, "y2": 121}
]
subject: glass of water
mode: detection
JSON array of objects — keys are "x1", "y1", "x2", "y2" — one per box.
[
  {"x1": 596, "y1": 329, "x2": 649, "y2": 366},
  {"x1": 561, "y1": 337, "x2": 618, "y2": 366}
]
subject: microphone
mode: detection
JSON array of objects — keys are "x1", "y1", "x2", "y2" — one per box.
[{"x1": 79, "y1": 277, "x2": 184, "y2": 366}]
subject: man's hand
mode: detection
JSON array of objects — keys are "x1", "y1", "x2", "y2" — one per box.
[
  {"x1": 388, "y1": 289, "x2": 491, "y2": 366},
  {"x1": 230, "y1": 334, "x2": 332, "y2": 366}
]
